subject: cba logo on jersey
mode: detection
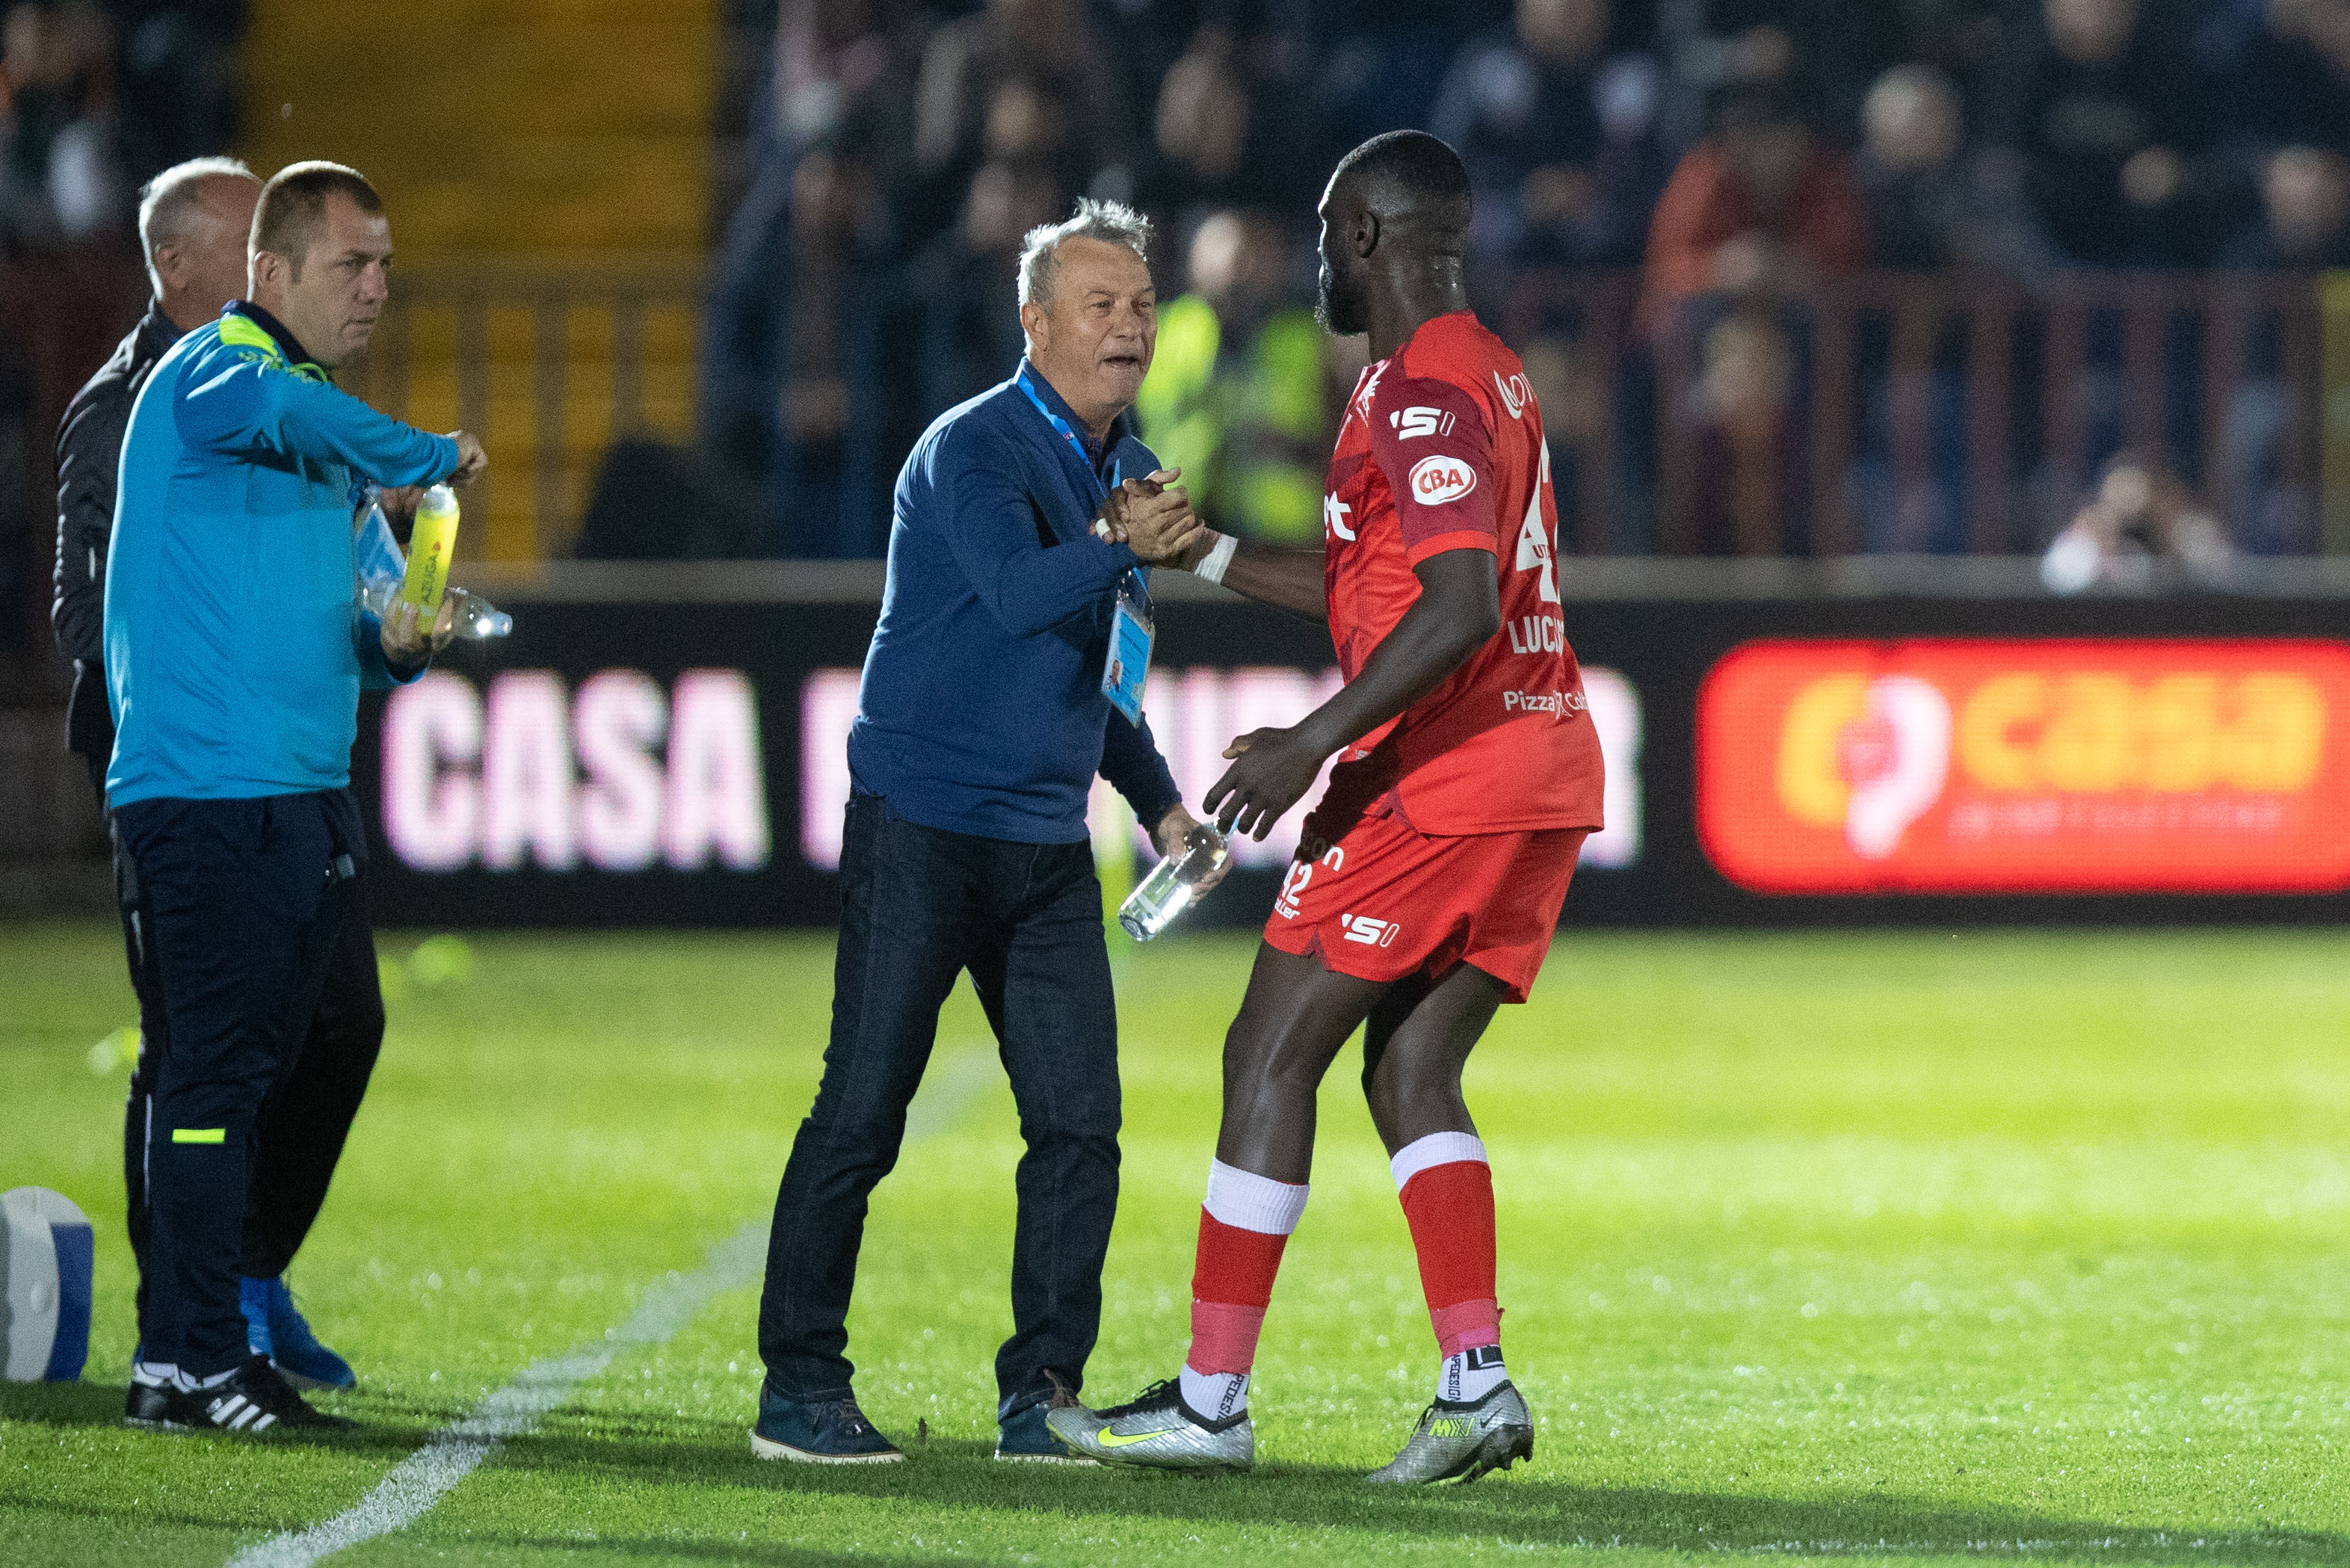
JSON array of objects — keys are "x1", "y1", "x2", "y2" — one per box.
[{"x1": 1409, "y1": 455, "x2": 1476, "y2": 504}]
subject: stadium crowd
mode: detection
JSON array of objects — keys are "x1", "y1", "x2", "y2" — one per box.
[
  {"x1": 4, "y1": 1, "x2": 2346, "y2": 580},
  {"x1": 701, "y1": 0, "x2": 2350, "y2": 562}
]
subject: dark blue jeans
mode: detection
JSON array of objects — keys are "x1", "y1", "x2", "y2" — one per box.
[
  {"x1": 111, "y1": 791, "x2": 363, "y2": 1376},
  {"x1": 758, "y1": 793, "x2": 1121, "y2": 1416}
]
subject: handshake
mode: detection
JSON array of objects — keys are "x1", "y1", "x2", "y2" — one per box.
[{"x1": 1091, "y1": 467, "x2": 1212, "y2": 570}]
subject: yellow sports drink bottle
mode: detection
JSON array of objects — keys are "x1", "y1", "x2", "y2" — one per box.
[{"x1": 401, "y1": 484, "x2": 460, "y2": 614}]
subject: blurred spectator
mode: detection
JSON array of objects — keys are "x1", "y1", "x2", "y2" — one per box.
[
  {"x1": 913, "y1": 156, "x2": 1058, "y2": 414},
  {"x1": 2221, "y1": 143, "x2": 2350, "y2": 266},
  {"x1": 1147, "y1": 22, "x2": 1313, "y2": 214},
  {"x1": 1683, "y1": 306, "x2": 1807, "y2": 554},
  {"x1": 1656, "y1": 0, "x2": 1902, "y2": 155},
  {"x1": 2209, "y1": 0, "x2": 2350, "y2": 156},
  {"x1": 701, "y1": 143, "x2": 905, "y2": 558},
  {"x1": 2041, "y1": 451, "x2": 2232, "y2": 591},
  {"x1": 0, "y1": 1, "x2": 126, "y2": 246},
  {"x1": 912, "y1": 0, "x2": 1126, "y2": 226},
  {"x1": 1640, "y1": 81, "x2": 1864, "y2": 336},
  {"x1": 113, "y1": 1, "x2": 245, "y2": 188},
  {"x1": 769, "y1": 0, "x2": 915, "y2": 172},
  {"x1": 1429, "y1": 0, "x2": 1666, "y2": 269},
  {"x1": 1132, "y1": 208, "x2": 1324, "y2": 543},
  {"x1": 1642, "y1": 84, "x2": 1863, "y2": 555},
  {"x1": 1984, "y1": 0, "x2": 2215, "y2": 267},
  {"x1": 1856, "y1": 63, "x2": 2047, "y2": 278}
]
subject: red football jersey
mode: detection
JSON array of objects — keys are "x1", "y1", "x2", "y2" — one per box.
[{"x1": 1316, "y1": 310, "x2": 1606, "y2": 836}]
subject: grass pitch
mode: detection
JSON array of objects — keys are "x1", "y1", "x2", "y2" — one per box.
[{"x1": 3, "y1": 922, "x2": 2348, "y2": 1567}]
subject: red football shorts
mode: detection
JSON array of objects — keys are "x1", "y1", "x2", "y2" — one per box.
[{"x1": 1260, "y1": 803, "x2": 1588, "y2": 1004}]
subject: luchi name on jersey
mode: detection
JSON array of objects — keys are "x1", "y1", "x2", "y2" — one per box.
[{"x1": 1316, "y1": 310, "x2": 1605, "y2": 837}]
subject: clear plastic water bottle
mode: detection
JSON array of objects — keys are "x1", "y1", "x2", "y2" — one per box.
[
  {"x1": 360, "y1": 573, "x2": 513, "y2": 639},
  {"x1": 1118, "y1": 824, "x2": 1230, "y2": 941}
]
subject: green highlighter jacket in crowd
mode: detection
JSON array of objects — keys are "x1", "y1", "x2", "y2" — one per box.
[
  {"x1": 1135, "y1": 293, "x2": 1327, "y2": 544},
  {"x1": 103, "y1": 303, "x2": 462, "y2": 808}
]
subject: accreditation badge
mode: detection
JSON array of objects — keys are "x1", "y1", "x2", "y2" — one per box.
[{"x1": 1103, "y1": 575, "x2": 1153, "y2": 725}]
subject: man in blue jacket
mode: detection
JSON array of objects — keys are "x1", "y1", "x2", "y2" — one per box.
[
  {"x1": 106, "y1": 160, "x2": 484, "y2": 1435},
  {"x1": 753, "y1": 198, "x2": 1221, "y2": 1465}
]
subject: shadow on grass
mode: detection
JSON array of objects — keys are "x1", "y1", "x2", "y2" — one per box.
[
  {"x1": 0, "y1": 1380, "x2": 451, "y2": 1456},
  {"x1": 486, "y1": 1429, "x2": 2345, "y2": 1564},
  {"x1": 13, "y1": 1386, "x2": 2337, "y2": 1563}
]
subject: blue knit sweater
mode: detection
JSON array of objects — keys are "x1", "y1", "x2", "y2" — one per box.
[{"x1": 846, "y1": 363, "x2": 1182, "y2": 842}]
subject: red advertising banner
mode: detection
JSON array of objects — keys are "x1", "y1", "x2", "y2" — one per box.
[{"x1": 1697, "y1": 639, "x2": 2350, "y2": 894}]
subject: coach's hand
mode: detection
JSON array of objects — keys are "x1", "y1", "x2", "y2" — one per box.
[
  {"x1": 1092, "y1": 469, "x2": 1176, "y2": 543},
  {"x1": 443, "y1": 431, "x2": 489, "y2": 485},
  {"x1": 1207, "y1": 725, "x2": 1327, "y2": 842},
  {"x1": 1154, "y1": 803, "x2": 1233, "y2": 890},
  {"x1": 1100, "y1": 470, "x2": 1203, "y2": 564},
  {"x1": 374, "y1": 484, "x2": 425, "y2": 526},
  {"x1": 380, "y1": 593, "x2": 459, "y2": 668}
]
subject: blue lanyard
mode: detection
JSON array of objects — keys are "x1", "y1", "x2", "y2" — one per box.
[
  {"x1": 1014, "y1": 362, "x2": 1120, "y2": 505},
  {"x1": 1014, "y1": 362, "x2": 1147, "y2": 604}
]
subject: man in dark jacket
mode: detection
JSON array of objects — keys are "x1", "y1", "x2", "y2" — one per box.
[{"x1": 52, "y1": 155, "x2": 378, "y2": 1419}]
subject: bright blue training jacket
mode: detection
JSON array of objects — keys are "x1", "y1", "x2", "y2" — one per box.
[
  {"x1": 848, "y1": 362, "x2": 1182, "y2": 843},
  {"x1": 103, "y1": 303, "x2": 460, "y2": 806}
]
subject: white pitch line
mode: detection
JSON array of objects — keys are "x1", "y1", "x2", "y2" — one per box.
[{"x1": 226, "y1": 1043, "x2": 999, "y2": 1568}]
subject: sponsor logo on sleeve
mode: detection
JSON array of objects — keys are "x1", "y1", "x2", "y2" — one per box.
[
  {"x1": 1391, "y1": 405, "x2": 1455, "y2": 439},
  {"x1": 1493, "y1": 370, "x2": 1530, "y2": 419},
  {"x1": 1408, "y1": 455, "x2": 1476, "y2": 505}
]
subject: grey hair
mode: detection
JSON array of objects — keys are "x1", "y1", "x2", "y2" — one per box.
[
  {"x1": 1017, "y1": 197, "x2": 1153, "y2": 309},
  {"x1": 138, "y1": 155, "x2": 259, "y2": 294}
]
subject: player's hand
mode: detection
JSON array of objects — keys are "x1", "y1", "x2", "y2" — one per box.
[
  {"x1": 1154, "y1": 803, "x2": 1232, "y2": 892},
  {"x1": 1206, "y1": 725, "x2": 1327, "y2": 842},
  {"x1": 1097, "y1": 470, "x2": 1203, "y2": 563},
  {"x1": 379, "y1": 593, "x2": 458, "y2": 667},
  {"x1": 443, "y1": 431, "x2": 488, "y2": 485}
]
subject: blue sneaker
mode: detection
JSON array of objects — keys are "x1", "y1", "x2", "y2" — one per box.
[
  {"x1": 241, "y1": 1276, "x2": 357, "y2": 1391},
  {"x1": 995, "y1": 1399, "x2": 1095, "y2": 1464},
  {"x1": 750, "y1": 1383, "x2": 903, "y2": 1464}
]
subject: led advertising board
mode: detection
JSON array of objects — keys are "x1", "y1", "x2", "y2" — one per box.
[
  {"x1": 798, "y1": 665, "x2": 1644, "y2": 876},
  {"x1": 348, "y1": 591, "x2": 2350, "y2": 926},
  {"x1": 1697, "y1": 639, "x2": 2350, "y2": 894}
]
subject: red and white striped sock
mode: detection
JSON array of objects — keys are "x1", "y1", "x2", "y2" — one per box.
[
  {"x1": 1393, "y1": 1131, "x2": 1508, "y2": 1402},
  {"x1": 1180, "y1": 1159, "x2": 1308, "y2": 1420}
]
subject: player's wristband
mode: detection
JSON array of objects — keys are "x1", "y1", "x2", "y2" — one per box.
[{"x1": 1192, "y1": 531, "x2": 1238, "y2": 585}]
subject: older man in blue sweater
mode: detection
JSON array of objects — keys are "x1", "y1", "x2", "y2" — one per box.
[
  {"x1": 107, "y1": 161, "x2": 483, "y2": 1436},
  {"x1": 753, "y1": 199, "x2": 1218, "y2": 1465}
]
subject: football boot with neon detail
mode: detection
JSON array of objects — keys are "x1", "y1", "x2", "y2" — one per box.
[
  {"x1": 1365, "y1": 1379, "x2": 1533, "y2": 1484},
  {"x1": 1046, "y1": 1378, "x2": 1253, "y2": 1472}
]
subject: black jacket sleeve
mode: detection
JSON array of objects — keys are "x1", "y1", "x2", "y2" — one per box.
[{"x1": 53, "y1": 369, "x2": 129, "y2": 667}]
